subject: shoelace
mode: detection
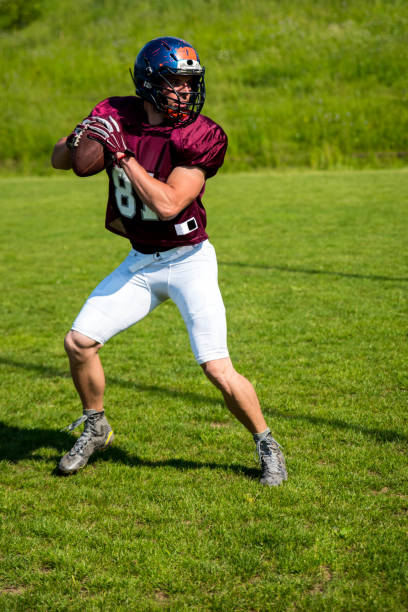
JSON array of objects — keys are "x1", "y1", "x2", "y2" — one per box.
[
  {"x1": 61, "y1": 415, "x2": 87, "y2": 433},
  {"x1": 255, "y1": 437, "x2": 282, "y2": 474},
  {"x1": 61, "y1": 414, "x2": 95, "y2": 455}
]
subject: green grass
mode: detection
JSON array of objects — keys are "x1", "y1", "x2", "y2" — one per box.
[
  {"x1": 1, "y1": 0, "x2": 408, "y2": 174},
  {"x1": 0, "y1": 168, "x2": 407, "y2": 610}
]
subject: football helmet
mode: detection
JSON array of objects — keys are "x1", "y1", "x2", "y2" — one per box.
[{"x1": 131, "y1": 36, "x2": 206, "y2": 126}]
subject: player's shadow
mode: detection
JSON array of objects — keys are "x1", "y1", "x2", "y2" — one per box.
[
  {"x1": 99, "y1": 445, "x2": 259, "y2": 480},
  {"x1": 0, "y1": 421, "x2": 259, "y2": 480}
]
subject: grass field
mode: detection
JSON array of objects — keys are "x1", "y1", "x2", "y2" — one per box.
[{"x1": 0, "y1": 168, "x2": 407, "y2": 610}]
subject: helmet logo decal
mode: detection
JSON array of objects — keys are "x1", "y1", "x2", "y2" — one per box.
[{"x1": 174, "y1": 46, "x2": 198, "y2": 61}]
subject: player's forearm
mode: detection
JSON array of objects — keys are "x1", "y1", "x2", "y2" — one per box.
[
  {"x1": 51, "y1": 138, "x2": 72, "y2": 170},
  {"x1": 120, "y1": 156, "x2": 182, "y2": 221}
]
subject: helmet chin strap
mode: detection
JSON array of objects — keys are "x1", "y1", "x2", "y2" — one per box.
[{"x1": 165, "y1": 107, "x2": 189, "y2": 123}]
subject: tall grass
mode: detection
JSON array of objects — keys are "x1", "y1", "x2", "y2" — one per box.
[{"x1": 1, "y1": 0, "x2": 408, "y2": 174}]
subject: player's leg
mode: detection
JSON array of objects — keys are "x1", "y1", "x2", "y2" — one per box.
[
  {"x1": 64, "y1": 331, "x2": 104, "y2": 412},
  {"x1": 200, "y1": 357, "x2": 266, "y2": 433},
  {"x1": 170, "y1": 240, "x2": 265, "y2": 431},
  {"x1": 201, "y1": 357, "x2": 287, "y2": 486},
  {"x1": 171, "y1": 240, "x2": 287, "y2": 486},
  {"x1": 59, "y1": 251, "x2": 162, "y2": 474}
]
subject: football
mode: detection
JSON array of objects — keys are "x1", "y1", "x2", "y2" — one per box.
[{"x1": 71, "y1": 133, "x2": 108, "y2": 177}]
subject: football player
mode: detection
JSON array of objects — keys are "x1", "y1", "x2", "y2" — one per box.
[{"x1": 51, "y1": 36, "x2": 287, "y2": 486}]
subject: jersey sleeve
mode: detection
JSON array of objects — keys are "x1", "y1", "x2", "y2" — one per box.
[
  {"x1": 87, "y1": 98, "x2": 120, "y2": 120},
  {"x1": 68, "y1": 98, "x2": 135, "y2": 145},
  {"x1": 172, "y1": 118, "x2": 228, "y2": 178},
  {"x1": 67, "y1": 99, "x2": 118, "y2": 137}
]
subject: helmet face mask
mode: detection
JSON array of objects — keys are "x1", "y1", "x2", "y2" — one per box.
[{"x1": 131, "y1": 37, "x2": 206, "y2": 126}]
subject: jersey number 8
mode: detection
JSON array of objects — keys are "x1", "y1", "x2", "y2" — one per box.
[{"x1": 112, "y1": 167, "x2": 159, "y2": 221}]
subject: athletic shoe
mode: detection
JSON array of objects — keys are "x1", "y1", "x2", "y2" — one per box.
[
  {"x1": 256, "y1": 433, "x2": 288, "y2": 486},
  {"x1": 58, "y1": 409, "x2": 114, "y2": 474}
]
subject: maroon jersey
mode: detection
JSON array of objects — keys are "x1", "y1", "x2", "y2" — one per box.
[{"x1": 87, "y1": 96, "x2": 227, "y2": 252}]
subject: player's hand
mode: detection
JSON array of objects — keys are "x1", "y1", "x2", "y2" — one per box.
[
  {"x1": 66, "y1": 119, "x2": 94, "y2": 150},
  {"x1": 65, "y1": 117, "x2": 110, "y2": 150},
  {"x1": 85, "y1": 116, "x2": 133, "y2": 163}
]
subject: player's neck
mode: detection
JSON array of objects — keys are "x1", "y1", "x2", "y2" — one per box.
[{"x1": 144, "y1": 101, "x2": 166, "y2": 126}]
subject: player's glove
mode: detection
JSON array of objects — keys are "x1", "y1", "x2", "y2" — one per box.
[
  {"x1": 66, "y1": 117, "x2": 109, "y2": 150},
  {"x1": 66, "y1": 120, "x2": 92, "y2": 150},
  {"x1": 85, "y1": 115, "x2": 134, "y2": 163}
]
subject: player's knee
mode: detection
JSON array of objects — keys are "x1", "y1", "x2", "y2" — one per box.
[
  {"x1": 64, "y1": 330, "x2": 101, "y2": 364},
  {"x1": 201, "y1": 358, "x2": 235, "y2": 394}
]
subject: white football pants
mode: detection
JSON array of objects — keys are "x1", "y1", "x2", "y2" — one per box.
[{"x1": 71, "y1": 240, "x2": 229, "y2": 364}]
